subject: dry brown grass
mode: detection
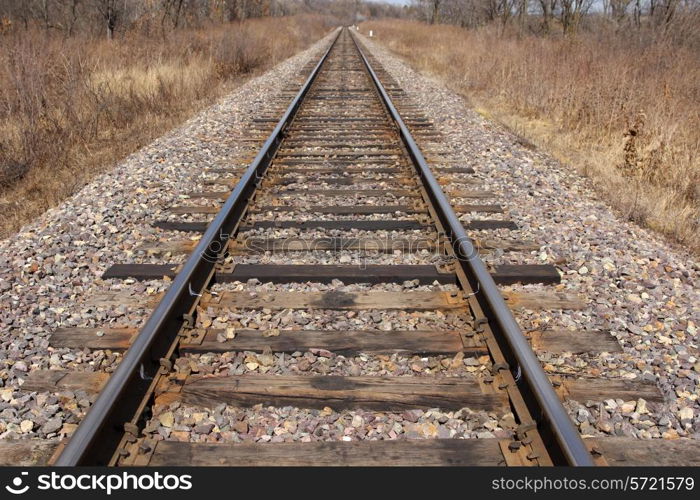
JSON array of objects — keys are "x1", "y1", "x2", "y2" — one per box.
[
  {"x1": 362, "y1": 19, "x2": 700, "y2": 252},
  {"x1": 0, "y1": 15, "x2": 332, "y2": 238}
]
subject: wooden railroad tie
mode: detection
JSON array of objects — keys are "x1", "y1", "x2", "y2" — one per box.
[{"x1": 101, "y1": 263, "x2": 561, "y2": 286}]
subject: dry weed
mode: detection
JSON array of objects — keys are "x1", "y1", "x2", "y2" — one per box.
[
  {"x1": 0, "y1": 15, "x2": 331, "y2": 238},
  {"x1": 362, "y1": 19, "x2": 700, "y2": 252}
]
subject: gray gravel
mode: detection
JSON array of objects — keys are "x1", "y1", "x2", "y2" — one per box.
[
  {"x1": 147, "y1": 403, "x2": 512, "y2": 444},
  {"x1": 360, "y1": 33, "x2": 700, "y2": 440},
  {"x1": 0, "y1": 33, "x2": 336, "y2": 441},
  {"x1": 4, "y1": 25, "x2": 697, "y2": 454},
  {"x1": 229, "y1": 250, "x2": 451, "y2": 266},
  {"x1": 179, "y1": 351, "x2": 490, "y2": 378}
]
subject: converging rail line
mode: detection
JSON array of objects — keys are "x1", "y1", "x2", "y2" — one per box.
[{"x1": 13, "y1": 27, "x2": 692, "y2": 467}]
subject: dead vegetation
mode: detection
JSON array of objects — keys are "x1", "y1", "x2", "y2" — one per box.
[
  {"x1": 0, "y1": 14, "x2": 331, "y2": 238},
  {"x1": 362, "y1": 18, "x2": 700, "y2": 252}
]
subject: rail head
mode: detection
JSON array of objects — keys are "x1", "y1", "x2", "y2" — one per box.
[
  {"x1": 54, "y1": 28, "x2": 342, "y2": 466},
  {"x1": 349, "y1": 30, "x2": 594, "y2": 467}
]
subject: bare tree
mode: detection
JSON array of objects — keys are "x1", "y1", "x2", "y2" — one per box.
[
  {"x1": 161, "y1": 0, "x2": 186, "y2": 29},
  {"x1": 654, "y1": 0, "x2": 680, "y2": 27},
  {"x1": 496, "y1": 0, "x2": 518, "y2": 32},
  {"x1": 538, "y1": 0, "x2": 557, "y2": 32},
  {"x1": 65, "y1": 0, "x2": 83, "y2": 35},
  {"x1": 559, "y1": 0, "x2": 593, "y2": 33},
  {"x1": 34, "y1": 0, "x2": 54, "y2": 30},
  {"x1": 432, "y1": 0, "x2": 442, "y2": 22},
  {"x1": 440, "y1": 0, "x2": 489, "y2": 28},
  {"x1": 609, "y1": 0, "x2": 632, "y2": 23},
  {"x1": 91, "y1": 0, "x2": 125, "y2": 38},
  {"x1": 633, "y1": 0, "x2": 642, "y2": 27},
  {"x1": 418, "y1": 0, "x2": 442, "y2": 23}
]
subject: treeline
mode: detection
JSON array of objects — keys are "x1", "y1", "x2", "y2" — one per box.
[
  {"x1": 408, "y1": 0, "x2": 700, "y2": 40},
  {"x1": 0, "y1": 0, "x2": 380, "y2": 38}
]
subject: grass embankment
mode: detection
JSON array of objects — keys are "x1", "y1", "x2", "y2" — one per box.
[{"x1": 0, "y1": 15, "x2": 331, "y2": 238}]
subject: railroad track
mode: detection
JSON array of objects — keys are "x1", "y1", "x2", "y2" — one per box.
[{"x1": 13, "y1": 27, "x2": 692, "y2": 467}]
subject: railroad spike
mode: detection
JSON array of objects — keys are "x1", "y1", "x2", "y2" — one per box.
[{"x1": 159, "y1": 358, "x2": 173, "y2": 375}]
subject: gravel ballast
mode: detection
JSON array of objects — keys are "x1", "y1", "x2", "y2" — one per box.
[
  {"x1": 0, "y1": 33, "x2": 336, "y2": 441},
  {"x1": 359, "y1": 33, "x2": 699, "y2": 441},
  {"x1": 1, "y1": 26, "x2": 697, "y2": 455}
]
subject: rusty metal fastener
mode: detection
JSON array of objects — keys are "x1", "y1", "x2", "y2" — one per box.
[
  {"x1": 491, "y1": 362, "x2": 509, "y2": 375},
  {"x1": 182, "y1": 313, "x2": 195, "y2": 328},
  {"x1": 474, "y1": 317, "x2": 488, "y2": 332},
  {"x1": 124, "y1": 422, "x2": 139, "y2": 437},
  {"x1": 159, "y1": 358, "x2": 173, "y2": 374},
  {"x1": 516, "y1": 422, "x2": 537, "y2": 440}
]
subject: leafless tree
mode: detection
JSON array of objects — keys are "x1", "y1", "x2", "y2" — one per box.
[
  {"x1": 538, "y1": 0, "x2": 557, "y2": 32},
  {"x1": 609, "y1": 0, "x2": 633, "y2": 22},
  {"x1": 416, "y1": 0, "x2": 442, "y2": 23},
  {"x1": 653, "y1": 0, "x2": 681, "y2": 27},
  {"x1": 515, "y1": 0, "x2": 528, "y2": 30},
  {"x1": 439, "y1": 0, "x2": 488, "y2": 27},
  {"x1": 65, "y1": 0, "x2": 83, "y2": 35},
  {"x1": 90, "y1": 0, "x2": 125, "y2": 38},
  {"x1": 559, "y1": 0, "x2": 593, "y2": 33},
  {"x1": 431, "y1": 0, "x2": 441, "y2": 22},
  {"x1": 161, "y1": 0, "x2": 186, "y2": 28}
]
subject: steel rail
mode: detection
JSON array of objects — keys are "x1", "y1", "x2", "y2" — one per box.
[
  {"x1": 55, "y1": 28, "x2": 342, "y2": 466},
  {"x1": 350, "y1": 31, "x2": 594, "y2": 466}
]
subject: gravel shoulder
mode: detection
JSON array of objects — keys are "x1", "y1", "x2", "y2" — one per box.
[
  {"x1": 0, "y1": 33, "x2": 335, "y2": 441},
  {"x1": 360, "y1": 34, "x2": 700, "y2": 441}
]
